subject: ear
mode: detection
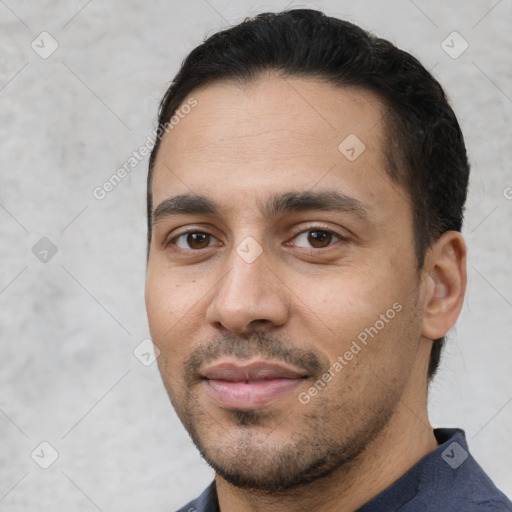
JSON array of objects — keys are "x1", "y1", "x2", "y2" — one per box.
[{"x1": 421, "y1": 231, "x2": 467, "y2": 340}]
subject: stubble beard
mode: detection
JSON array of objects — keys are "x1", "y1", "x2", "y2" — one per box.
[
  {"x1": 184, "y1": 398, "x2": 398, "y2": 494},
  {"x1": 163, "y1": 334, "x2": 402, "y2": 495}
]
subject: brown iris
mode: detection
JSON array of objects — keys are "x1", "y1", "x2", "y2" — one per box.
[
  {"x1": 187, "y1": 232, "x2": 211, "y2": 249},
  {"x1": 307, "y1": 230, "x2": 333, "y2": 248}
]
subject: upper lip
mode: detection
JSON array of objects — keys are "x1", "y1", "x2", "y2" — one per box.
[{"x1": 201, "y1": 360, "x2": 308, "y2": 382}]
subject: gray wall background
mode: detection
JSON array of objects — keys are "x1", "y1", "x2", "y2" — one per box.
[{"x1": 0, "y1": 0, "x2": 511, "y2": 510}]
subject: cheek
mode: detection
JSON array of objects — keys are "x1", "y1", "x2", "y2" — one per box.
[
  {"x1": 284, "y1": 264, "x2": 415, "y2": 359},
  {"x1": 146, "y1": 260, "x2": 201, "y2": 316},
  {"x1": 145, "y1": 268, "x2": 204, "y2": 357},
  {"x1": 286, "y1": 269, "x2": 385, "y2": 322},
  {"x1": 146, "y1": 277, "x2": 201, "y2": 397}
]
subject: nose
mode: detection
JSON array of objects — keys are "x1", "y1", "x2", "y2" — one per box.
[{"x1": 205, "y1": 245, "x2": 290, "y2": 335}]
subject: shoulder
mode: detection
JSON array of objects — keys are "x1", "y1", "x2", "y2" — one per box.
[
  {"x1": 415, "y1": 429, "x2": 512, "y2": 512},
  {"x1": 360, "y1": 428, "x2": 512, "y2": 512},
  {"x1": 175, "y1": 482, "x2": 218, "y2": 512}
]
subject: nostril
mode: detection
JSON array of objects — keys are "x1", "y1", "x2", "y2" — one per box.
[{"x1": 252, "y1": 319, "x2": 270, "y2": 325}]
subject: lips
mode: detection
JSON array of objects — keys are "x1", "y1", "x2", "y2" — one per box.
[{"x1": 201, "y1": 360, "x2": 308, "y2": 410}]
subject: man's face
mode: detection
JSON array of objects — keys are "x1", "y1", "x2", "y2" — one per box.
[{"x1": 145, "y1": 75, "x2": 428, "y2": 491}]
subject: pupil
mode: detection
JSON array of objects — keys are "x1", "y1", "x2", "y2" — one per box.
[
  {"x1": 308, "y1": 230, "x2": 331, "y2": 248},
  {"x1": 188, "y1": 232, "x2": 209, "y2": 248}
]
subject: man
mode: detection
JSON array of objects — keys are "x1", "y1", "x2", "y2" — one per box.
[{"x1": 144, "y1": 9, "x2": 512, "y2": 512}]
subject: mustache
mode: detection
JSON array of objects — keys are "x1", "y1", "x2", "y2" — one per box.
[{"x1": 184, "y1": 332, "x2": 327, "y2": 382}]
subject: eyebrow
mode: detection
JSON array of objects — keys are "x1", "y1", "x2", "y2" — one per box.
[
  {"x1": 152, "y1": 194, "x2": 219, "y2": 226},
  {"x1": 260, "y1": 191, "x2": 372, "y2": 219},
  {"x1": 152, "y1": 190, "x2": 372, "y2": 225}
]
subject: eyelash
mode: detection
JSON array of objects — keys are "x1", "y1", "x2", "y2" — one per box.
[{"x1": 167, "y1": 224, "x2": 347, "y2": 251}]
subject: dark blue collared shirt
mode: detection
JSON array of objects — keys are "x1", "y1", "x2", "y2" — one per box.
[{"x1": 176, "y1": 429, "x2": 512, "y2": 511}]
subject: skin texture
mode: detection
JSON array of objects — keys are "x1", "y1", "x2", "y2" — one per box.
[{"x1": 145, "y1": 74, "x2": 466, "y2": 511}]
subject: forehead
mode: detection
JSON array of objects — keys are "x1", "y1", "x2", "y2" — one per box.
[{"x1": 151, "y1": 74, "x2": 404, "y2": 217}]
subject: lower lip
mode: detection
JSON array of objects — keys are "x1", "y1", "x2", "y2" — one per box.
[{"x1": 204, "y1": 378, "x2": 305, "y2": 410}]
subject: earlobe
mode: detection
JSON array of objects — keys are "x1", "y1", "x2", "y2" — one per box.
[{"x1": 421, "y1": 231, "x2": 467, "y2": 340}]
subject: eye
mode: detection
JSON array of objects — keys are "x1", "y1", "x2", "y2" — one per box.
[
  {"x1": 172, "y1": 232, "x2": 219, "y2": 250},
  {"x1": 292, "y1": 229, "x2": 343, "y2": 249}
]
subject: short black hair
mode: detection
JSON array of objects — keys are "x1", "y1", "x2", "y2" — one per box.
[{"x1": 147, "y1": 9, "x2": 470, "y2": 380}]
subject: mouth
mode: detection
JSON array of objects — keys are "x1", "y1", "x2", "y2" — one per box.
[{"x1": 200, "y1": 359, "x2": 308, "y2": 410}]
